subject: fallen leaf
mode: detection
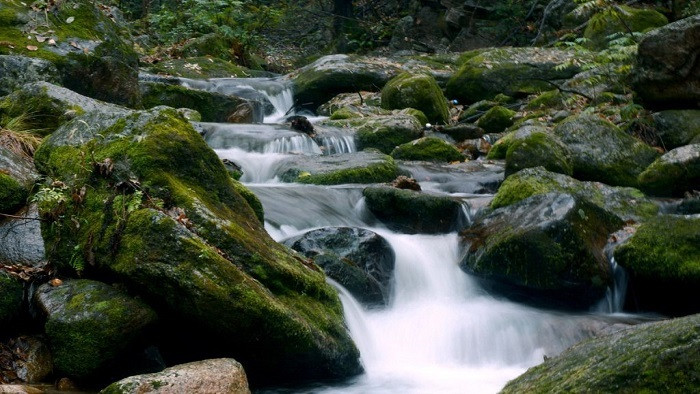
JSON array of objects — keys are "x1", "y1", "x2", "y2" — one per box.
[
  {"x1": 48, "y1": 38, "x2": 56, "y2": 45},
  {"x1": 26, "y1": 45, "x2": 38, "y2": 51},
  {"x1": 66, "y1": 16, "x2": 75, "y2": 24},
  {"x1": 36, "y1": 35, "x2": 46, "y2": 43},
  {"x1": 50, "y1": 278, "x2": 63, "y2": 287}
]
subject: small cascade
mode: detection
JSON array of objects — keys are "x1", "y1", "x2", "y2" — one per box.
[
  {"x1": 316, "y1": 134, "x2": 357, "y2": 155},
  {"x1": 594, "y1": 231, "x2": 631, "y2": 313}
]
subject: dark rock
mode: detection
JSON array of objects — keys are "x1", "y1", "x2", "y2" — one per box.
[
  {"x1": 461, "y1": 193, "x2": 623, "y2": 309},
  {"x1": 0, "y1": 272, "x2": 23, "y2": 331},
  {"x1": 614, "y1": 215, "x2": 700, "y2": 316},
  {"x1": 0, "y1": 146, "x2": 38, "y2": 214},
  {"x1": 363, "y1": 186, "x2": 464, "y2": 234},
  {"x1": 438, "y1": 124, "x2": 484, "y2": 141},
  {"x1": 34, "y1": 279, "x2": 157, "y2": 379},
  {"x1": 553, "y1": 113, "x2": 659, "y2": 187},
  {"x1": 638, "y1": 144, "x2": 700, "y2": 197},
  {"x1": 0, "y1": 205, "x2": 45, "y2": 266},
  {"x1": 0, "y1": 55, "x2": 60, "y2": 97},
  {"x1": 502, "y1": 314, "x2": 700, "y2": 393},
  {"x1": 677, "y1": 191, "x2": 700, "y2": 214},
  {"x1": 284, "y1": 227, "x2": 395, "y2": 306},
  {"x1": 633, "y1": 15, "x2": 700, "y2": 109},
  {"x1": 288, "y1": 116, "x2": 315, "y2": 135},
  {"x1": 652, "y1": 110, "x2": 700, "y2": 149},
  {"x1": 0, "y1": 336, "x2": 53, "y2": 383}
]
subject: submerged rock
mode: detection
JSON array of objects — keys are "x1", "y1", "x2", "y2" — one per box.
[
  {"x1": 391, "y1": 137, "x2": 465, "y2": 163},
  {"x1": 553, "y1": 113, "x2": 658, "y2": 187},
  {"x1": 492, "y1": 167, "x2": 658, "y2": 222},
  {"x1": 381, "y1": 72, "x2": 450, "y2": 124},
  {"x1": 363, "y1": 186, "x2": 464, "y2": 234},
  {"x1": 33, "y1": 107, "x2": 362, "y2": 384},
  {"x1": 502, "y1": 314, "x2": 700, "y2": 393},
  {"x1": 638, "y1": 144, "x2": 700, "y2": 197},
  {"x1": 633, "y1": 15, "x2": 700, "y2": 109},
  {"x1": 284, "y1": 227, "x2": 395, "y2": 306},
  {"x1": 461, "y1": 193, "x2": 623, "y2": 309},
  {"x1": 101, "y1": 358, "x2": 250, "y2": 394},
  {"x1": 614, "y1": 215, "x2": 700, "y2": 316},
  {"x1": 34, "y1": 279, "x2": 157, "y2": 379},
  {"x1": 279, "y1": 151, "x2": 399, "y2": 185}
]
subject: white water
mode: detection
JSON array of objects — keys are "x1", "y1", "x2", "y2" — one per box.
[{"x1": 197, "y1": 78, "x2": 634, "y2": 393}]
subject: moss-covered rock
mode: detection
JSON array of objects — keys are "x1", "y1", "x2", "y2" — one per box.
[
  {"x1": 283, "y1": 227, "x2": 395, "y2": 307},
  {"x1": 614, "y1": 215, "x2": 700, "y2": 316},
  {"x1": 633, "y1": 15, "x2": 700, "y2": 109},
  {"x1": 584, "y1": 6, "x2": 668, "y2": 50},
  {"x1": 363, "y1": 186, "x2": 463, "y2": 234},
  {"x1": 231, "y1": 180, "x2": 264, "y2": 223},
  {"x1": 0, "y1": 55, "x2": 60, "y2": 97},
  {"x1": 279, "y1": 151, "x2": 399, "y2": 185},
  {"x1": 492, "y1": 167, "x2": 659, "y2": 222},
  {"x1": 638, "y1": 144, "x2": 700, "y2": 197},
  {"x1": 0, "y1": 271, "x2": 23, "y2": 330},
  {"x1": 323, "y1": 114, "x2": 423, "y2": 154},
  {"x1": 461, "y1": 192, "x2": 623, "y2": 309},
  {"x1": 0, "y1": 0, "x2": 141, "y2": 107},
  {"x1": 0, "y1": 146, "x2": 39, "y2": 214},
  {"x1": 34, "y1": 279, "x2": 157, "y2": 379},
  {"x1": 553, "y1": 113, "x2": 659, "y2": 187},
  {"x1": 33, "y1": 107, "x2": 361, "y2": 384},
  {"x1": 505, "y1": 129, "x2": 573, "y2": 177},
  {"x1": 446, "y1": 47, "x2": 583, "y2": 104},
  {"x1": 653, "y1": 110, "x2": 700, "y2": 150},
  {"x1": 485, "y1": 130, "x2": 515, "y2": 160},
  {"x1": 526, "y1": 90, "x2": 565, "y2": 110},
  {"x1": 146, "y1": 57, "x2": 270, "y2": 79},
  {"x1": 140, "y1": 81, "x2": 262, "y2": 123},
  {"x1": 380, "y1": 73, "x2": 450, "y2": 124},
  {"x1": 317, "y1": 91, "x2": 382, "y2": 116},
  {"x1": 502, "y1": 314, "x2": 700, "y2": 393},
  {"x1": 476, "y1": 106, "x2": 515, "y2": 133},
  {"x1": 390, "y1": 137, "x2": 464, "y2": 163}
]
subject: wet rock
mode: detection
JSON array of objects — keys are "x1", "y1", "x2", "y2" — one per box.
[
  {"x1": 381, "y1": 73, "x2": 450, "y2": 124},
  {"x1": 288, "y1": 116, "x2": 315, "y2": 135},
  {"x1": 146, "y1": 57, "x2": 270, "y2": 79},
  {"x1": 140, "y1": 81, "x2": 262, "y2": 123},
  {"x1": 0, "y1": 336, "x2": 53, "y2": 384},
  {"x1": 504, "y1": 128, "x2": 573, "y2": 177},
  {"x1": 461, "y1": 193, "x2": 623, "y2": 309},
  {"x1": 391, "y1": 137, "x2": 465, "y2": 163},
  {"x1": 34, "y1": 279, "x2": 157, "y2": 379},
  {"x1": 437, "y1": 124, "x2": 484, "y2": 141},
  {"x1": 638, "y1": 144, "x2": 700, "y2": 197},
  {"x1": 317, "y1": 92, "x2": 381, "y2": 116},
  {"x1": 446, "y1": 47, "x2": 583, "y2": 104},
  {"x1": 101, "y1": 358, "x2": 250, "y2": 394},
  {"x1": 584, "y1": 6, "x2": 667, "y2": 50},
  {"x1": 0, "y1": 146, "x2": 38, "y2": 214},
  {"x1": 391, "y1": 175, "x2": 421, "y2": 191},
  {"x1": 34, "y1": 107, "x2": 361, "y2": 384},
  {"x1": 363, "y1": 186, "x2": 464, "y2": 234},
  {"x1": 614, "y1": 215, "x2": 700, "y2": 316},
  {"x1": 492, "y1": 167, "x2": 659, "y2": 222},
  {"x1": 677, "y1": 191, "x2": 700, "y2": 215},
  {"x1": 284, "y1": 227, "x2": 395, "y2": 306},
  {"x1": 0, "y1": 272, "x2": 23, "y2": 330},
  {"x1": 323, "y1": 114, "x2": 423, "y2": 154},
  {"x1": 502, "y1": 314, "x2": 700, "y2": 393},
  {"x1": 633, "y1": 15, "x2": 700, "y2": 109},
  {"x1": 0, "y1": 205, "x2": 45, "y2": 266},
  {"x1": 476, "y1": 106, "x2": 515, "y2": 133},
  {"x1": 652, "y1": 110, "x2": 700, "y2": 150},
  {"x1": 0, "y1": 55, "x2": 60, "y2": 97},
  {"x1": 279, "y1": 151, "x2": 399, "y2": 185},
  {"x1": 553, "y1": 113, "x2": 659, "y2": 187},
  {"x1": 399, "y1": 160, "x2": 504, "y2": 194}
]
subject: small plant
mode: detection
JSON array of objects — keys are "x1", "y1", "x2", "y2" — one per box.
[
  {"x1": 31, "y1": 184, "x2": 69, "y2": 220},
  {"x1": 0, "y1": 112, "x2": 44, "y2": 157}
]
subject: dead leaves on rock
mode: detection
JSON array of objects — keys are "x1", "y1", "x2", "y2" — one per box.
[{"x1": 0, "y1": 263, "x2": 54, "y2": 283}]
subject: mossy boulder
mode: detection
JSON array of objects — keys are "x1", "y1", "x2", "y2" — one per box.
[
  {"x1": 638, "y1": 144, "x2": 700, "y2": 197},
  {"x1": 0, "y1": 0, "x2": 141, "y2": 107},
  {"x1": 505, "y1": 128, "x2": 573, "y2": 177},
  {"x1": 283, "y1": 227, "x2": 395, "y2": 307},
  {"x1": 34, "y1": 279, "x2": 157, "y2": 379},
  {"x1": 0, "y1": 55, "x2": 60, "y2": 96},
  {"x1": 279, "y1": 151, "x2": 399, "y2": 185},
  {"x1": 33, "y1": 107, "x2": 361, "y2": 384},
  {"x1": 391, "y1": 137, "x2": 464, "y2": 163},
  {"x1": 461, "y1": 192, "x2": 623, "y2": 309},
  {"x1": 653, "y1": 110, "x2": 700, "y2": 150},
  {"x1": 584, "y1": 6, "x2": 668, "y2": 50},
  {"x1": 101, "y1": 358, "x2": 250, "y2": 394},
  {"x1": 502, "y1": 314, "x2": 700, "y2": 393},
  {"x1": 140, "y1": 81, "x2": 263, "y2": 123},
  {"x1": 485, "y1": 130, "x2": 515, "y2": 159},
  {"x1": 323, "y1": 114, "x2": 423, "y2": 154},
  {"x1": 363, "y1": 186, "x2": 464, "y2": 234},
  {"x1": 492, "y1": 167, "x2": 658, "y2": 222},
  {"x1": 446, "y1": 47, "x2": 583, "y2": 104},
  {"x1": 317, "y1": 91, "x2": 382, "y2": 116},
  {"x1": 146, "y1": 57, "x2": 269, "y2": 79},
  {"x1": 0, "y1": 82, "x2": 130, "y2": 135},
  {"x1": 553, "y1": 113, "x2": 659, "y2": 187},
  {"x1": 438, "y1": 124, "x2": 484, "y2": 141},
  {"x1": 476, "y1": 106, "x2": 515, "y2": 133},
  {"x1": 0, "y1": 146, "x2": 39, "y2": 214},
  {"x1": 0, "y1": 272, "x2": 23, "y2": 330},
  {"x1": 633, "y1": 15, "x2": 700, "y2": 109},
  {"x1": 380, "y1": 73, "x2": 450, "y2": 124},
  {"x1": 614, "y1": 215, "x2": 700, "y2": 316},
  {"x1": 526, "y1": 90, "x2": 565, "y2": 110}
]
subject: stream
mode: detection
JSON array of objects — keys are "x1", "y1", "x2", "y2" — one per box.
[{"x1": 189, "y1": 77, "x2": 639, "y2": 393}]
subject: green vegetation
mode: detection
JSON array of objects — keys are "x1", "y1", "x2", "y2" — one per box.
[
  {"x1": 381, "y1": 73, "x2": 450, "y2": 124},
  {"x1": 391, "y1": 137, "x2": 465, "y2": 163}
]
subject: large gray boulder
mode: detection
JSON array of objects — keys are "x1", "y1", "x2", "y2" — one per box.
[
  {"x1": 633, "y1": 15, "x2": 700, "y2": 109},
  {"x1": 0, "y1": 55, "x2": 60, "y2": 96}
]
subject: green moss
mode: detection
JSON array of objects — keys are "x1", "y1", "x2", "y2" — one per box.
[
  {"x1": 391, "y1": 137, "x2": 465, "y2": 162},
  {"x1": 526, "y1": 90, "x2": 564, "y2": 110},
  {"x1": 0, "y1": 172, "x2": 27, "y2": 213},
  {"x1": 638, "y1": 145, "x2": 700, "y2": 197},
  {"x1": 140, "y1": 82, "x2": 248, "y2": 122},
  {"x1": 353, "y1": 117, "x2": 423, "y2": 154},
  {"x1": 477, "y1": 106, "x2": 515, "y2": 133},
  {"x1": 505, "y1": 131, "x2": 573, "y2": 177},
  {"x1": 486, "y1": 131, "x2": 515, "y2": 159},
  {"x1": 232, "y1": 180, "x2": 264, "y2": 223},
  {"x1": 380, "y1": 72, "x2": 450, "y2": 124},
  {"x1": 330, "y1": 107, "x2": 361, "y2": 120},
  {"x1": 0, "y1": 272, "x2": 23, "y2": 328},
  {"x1": 584, "y1": 6, "x2": 668, "y2": 49},
  {"x1": 399, "y1": 108, "x2": 429, "y2": 126},
  {"x1": 296, "y1": 155, "x2": 399, "y2": 185}
]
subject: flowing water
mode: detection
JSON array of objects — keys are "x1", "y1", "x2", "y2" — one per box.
[{"x1": 193, "y1": 78, "x2": 636, "y2": 393}]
